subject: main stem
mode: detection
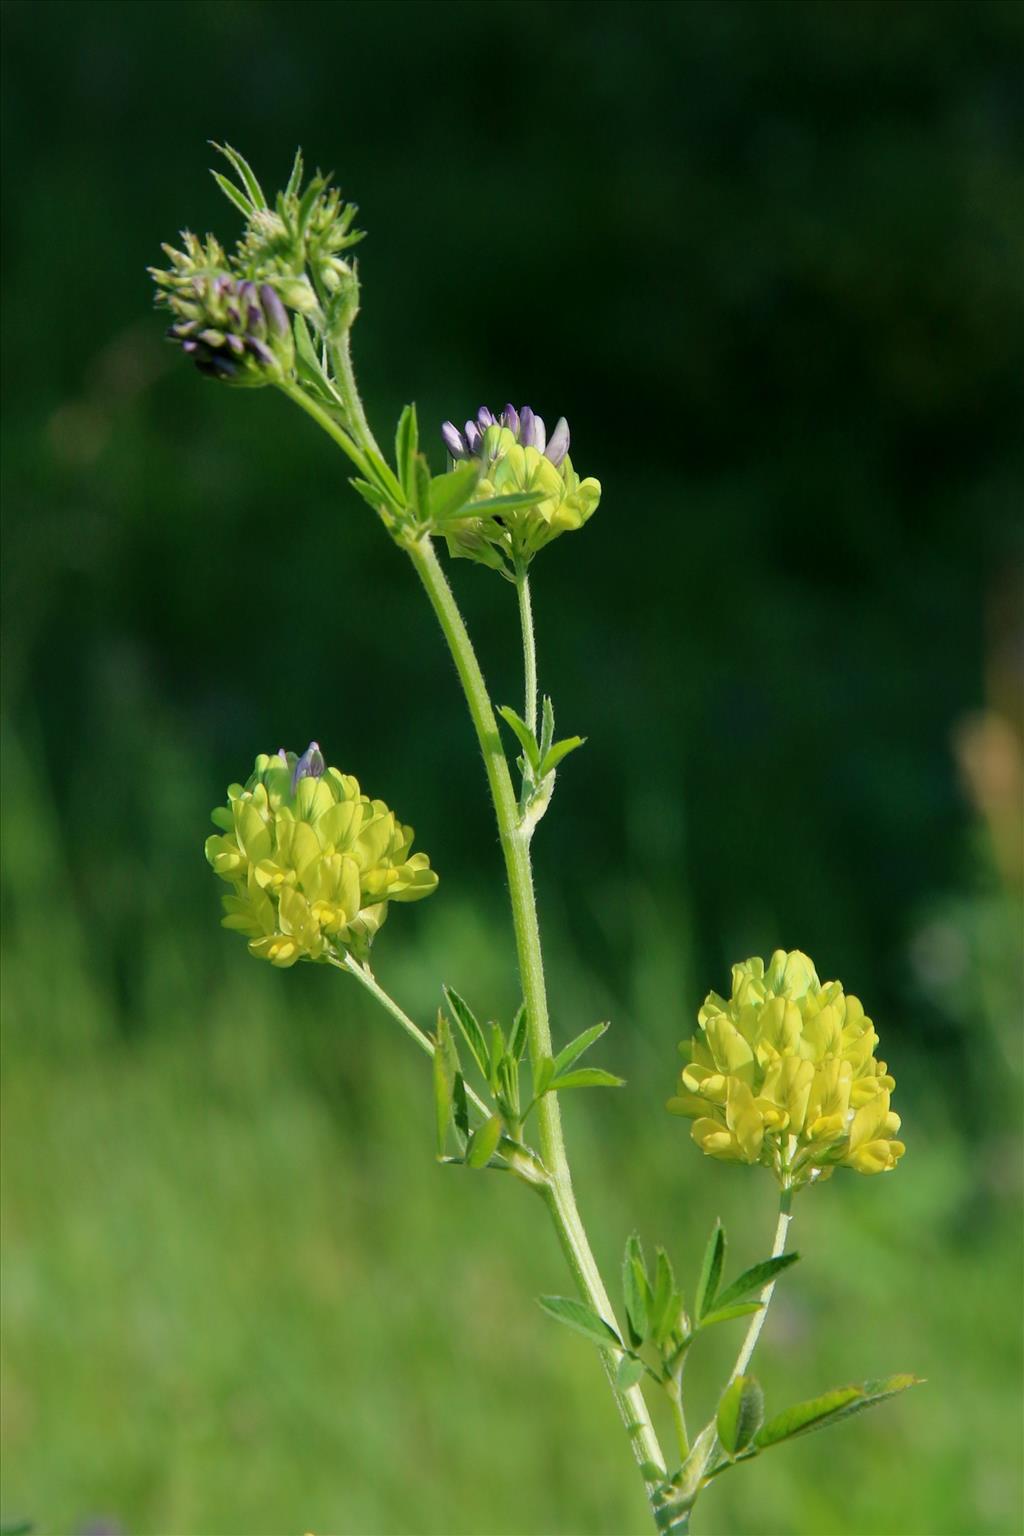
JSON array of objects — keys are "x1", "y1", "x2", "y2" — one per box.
[
  {"x1": 284, "y1": 376, "x2": 667, "y2": 1506},
  {"x1": 730, "y1": 1185, "x2": 794, "y2": 1380},
  {"x1": 405, "y1": 535, "x2": 666, "y2": 1491}
]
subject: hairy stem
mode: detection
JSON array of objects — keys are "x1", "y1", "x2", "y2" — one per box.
[
  {"x1": 730, "y1": 1185, "x2": 793, "y2": 1380},
  {"x1": 330, "y1": 952, "x2": 490, "y2": 1119},
  {"x1": 514, "y1": 561, "x2": 538, "y2": 738}
]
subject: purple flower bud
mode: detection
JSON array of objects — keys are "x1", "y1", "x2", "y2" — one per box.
[
  {"x1": 246, "y1": 303, "x2": 263, "y2": 334},
  {"x1": 500, "y1": 403, "x2": 519, "y2": 434},
  {"x1": 237, "y1": 281, "x2": 258, "y2": 307},
  {"x1": 224, "y1": 334, "x2": 246, "y2": 357},
  {"x1": 259, "y1": 283, "x2": 289, "y2": 338},
  {"x1": 519, "y1": 406, "x2": 537, "y2": 448},
  {"x1": 476, "y1": 406, "x2": 495, "y2": 429},
  {"x1": 532, "y1": 414, "x2": 547, "y2": 454},
  {"x1": 211, "y1": 275, "x2": 232, "y2": 299},
  {"x1": 245, "y1": 337, "x2": 276, "y2": 367},
  {"x1": 465, "y1": 421, "x2": 482, "y2": 455},
  {"x1": 292, "y1": 740, "x2": 326, "y2": 794},
  {"x1": 181, "y1": 339, "x2": 199, "y2": 354},
  {"x1": 441, "y1": 421, "x2": 467, "y2": 459},
  {"x1": 198, "y1": 328, "x2": 226, "y2": 348},
  {"x1": 544, "y1": 416, "x2": 570, "y2": 468},
  {"x1": 196, "y1": 356, "x2": 238, "y2": 379},
  {"x1": 226, "y1": 303, "x2": 242, "y2": 329}
]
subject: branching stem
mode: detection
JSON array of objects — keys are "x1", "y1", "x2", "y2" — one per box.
[{"x1": 730, "y1": 1185, "x2": 794, "y2": 1381}]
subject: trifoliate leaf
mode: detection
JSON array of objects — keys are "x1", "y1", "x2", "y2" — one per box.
[
  {"x1": 466, "y1": 1112, "x2": 503, "y2": 1169},
  {"x1": 537, "y1": 1295, "x2": 622, "y2": 1349},
  {"x1": 695, "y1": 1219, "x2": 726, "y2": 1321},
  {"x1": 715, "y1": 1253, "x2": 799, "y2": 1311},
  {"x1": 717, "y1": 1375, "x2": 765, "y2": 1455},
  {"x1": 755, "y1": 1374, "x2": 921, "y2": 1450},
  {"x1": 552, "y1": 1021, "x2": 609, "y2": 1078}
]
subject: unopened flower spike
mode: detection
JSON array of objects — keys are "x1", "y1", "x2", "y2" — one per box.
[
  {"x1": 668, "y1": 949, "x2": 905, "y2": 1189},
  {"x1": 206, "y1": 744, "x2": 437, "y2": 967},
  {"x1": 439, "y1": 402, "x2": 600, "y2": 573}
]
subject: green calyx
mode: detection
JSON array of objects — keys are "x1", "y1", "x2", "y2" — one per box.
[
  {"x1": 445, "y1": 426, "x2": 601, "y2": 574},
  {"x1": 205, "y1": 747, "x2": 437, "y2": 967},
  {"x1": 668, "y1": 950, "x2": 904, "y2": 1187}
]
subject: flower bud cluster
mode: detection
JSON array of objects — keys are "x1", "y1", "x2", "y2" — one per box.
[
  {"x1": 153, "y1": 234, "x2": 295, "y2": 384},
  {"x1": 206, "y1": 744, "x2": 437, "y2": 966},
  {"x1": 669, "y1": 950, "x2": 904, "y2": 1187},
  {"x1": 441, "y1": 404, "x2": 600, "y2": 571}
]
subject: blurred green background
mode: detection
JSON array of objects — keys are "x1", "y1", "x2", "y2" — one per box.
[{"x1": 2, "y1": 2, "x2": 1022, "y2": 1533}]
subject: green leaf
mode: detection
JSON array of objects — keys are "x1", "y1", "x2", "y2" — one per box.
[
  {"x1": 432, "y1": 1010, "x2": 458, "y2": 1158},
  {"x1": 717, "y1": 1375, "x2": 765, "y2": 1455},
  {"x1": 363, "y1": 447, "x2": 406, "y2": 505},
  {"x1": 429, "y1": 461, "x2": 481, "y2": 523},
  {"x1": 540, "y1": 694, "x2": 556, "y2": 758},
  {"x1": 395, "y1": 403, "x2": 419, "y2": 500},
  {"x1": 549, "y1": 1067, "x2": 625, "y2": 1091},
  {"x1": 699, "y1": 1300, "x2": 763, "y2": 1329},
  {"x1": 452, "y1": 1071, "x2": 469, "y2": 1145},
  {"x1": 715, "y1": 1252, "x2": 799, "y2": 1311},
  {"x1": 755, "y1": 1375, "x2": 921, "y2": 1450},
  {"x1": 622, "y1": 1233, "x2": 651, "y2": 1348},
  {"x1": 466, "y1": 1112, "x2": 503, "y2": 1169},
  {"x1": 212, "y1": 142, "x2": 267, "y2": 209},
  {"x1": 552, "y1": 1021, "x2": 609, "y2": 1078},
  {"x1": 284, "y1": 146, "x2": 304, "y2": 199},
  {"x1": 413, "y1": 454, "x2": 431, "y2": 523},
  {"x1": 695, "y1": 1219, "x2": 726, "y2": 1321},
  {"x1": 471, "y1": 488, "x2": 549, "y2": 518},
  {"x1": 211, "y1": 170, "x2": 256, "y2": 220},
  {"x1": 673, "y1": 1423, "x2": 716, "y2": 1502},
  {"x1": 537, "y1": 1295, "x2": 622, "y2": 1349},
  {"x1": 509, "y1": 1004, "x2": 528, "y2": 1062},
  {"x1": 443, "y1": 986, "x2": 489, "y2": 1080},
  {"x1": 539, "y1": 736, "x2": 587, "y2": 777},
  {"x1": 532, "y1": 1054, "x2": 555, "y2": 1100},
  {"x1": 616, "y1": 1354, "x2": 647, "y2": 1390},
  {"x1": 650, "y1": 1248, "x2": 684, "y2": 1348},
  {"x1": 487, "y1": 1020, "x2": 505, "y2": 1089},
  {"x1": 350, "y1": 478, "x2": 387, "y2": 514},
  {"x1": 497, "y1": 705, "x2": 541, "y2": 772}
]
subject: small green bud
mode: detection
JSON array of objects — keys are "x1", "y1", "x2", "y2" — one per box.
[{"x1": 205, "y1": 744, "x2": 438, "y2": 966}]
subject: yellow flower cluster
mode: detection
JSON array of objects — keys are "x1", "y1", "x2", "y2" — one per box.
[
  {"x1": 205, "y1": 745, "x2": 437, "y2": 966},
  {"x1": 668, "y1": 950, "x2": 904, "y2": 1187}
]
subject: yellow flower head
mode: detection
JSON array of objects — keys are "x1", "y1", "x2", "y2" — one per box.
[
  {"x1": 205, "y1": 743, "x2": 437, "y2": 967},
  {"x1": 668, "y1": 950, "x2": 904, "y2": 1188}
]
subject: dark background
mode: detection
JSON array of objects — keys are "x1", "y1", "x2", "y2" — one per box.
[{"x1": 2, "y1": 3, "x2": 1022, "y2": 1534}]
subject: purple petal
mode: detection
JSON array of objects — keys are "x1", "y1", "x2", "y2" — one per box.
[
  {"x1": 441, "y1": 421, "x2": 466, "y2": 459},
  {"x1": 292, "y1": 740, "x2": 326, "y2": 794},
  {"x1": 465, "y1": 421, "x2": 481, "y2": 454},
  {"x1": 544, "y1": 416, "x2": 570, "y2": 467},
  {"x1": 245, "y1": 337, "x2": 275, "y2": 366},
  {"x1": 476, "y1": 406, "x2": 495, "y2": 428},
  {"x1": 532, "y1": 414, "x2": 547, "y2": 454},
  {"x1": 519, "y1": 406, "x2": 536, "y2": 447},
  {"x1": 500, "y1": 403, "x2": 519, "y2": 435},
  {"x1": 259, "y1": 283, "x2": 289, "y2": 337},
  {"x1": 180, "y1": 339, "x2": 199, "y2": 354}
]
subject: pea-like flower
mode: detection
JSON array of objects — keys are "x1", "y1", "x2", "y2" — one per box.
[
  {"x1": 205, "y1": 744, "x2": 438, "y2": 966},
  {"x1": 668, "y1": 950, "x2": 904, "y2": 1188},
  {"x1": 151, "y1": 234, "x2": 295, "y2": 385},
  {"x1": 440, "y1": 404, "x2": 600, "y2": 572}
]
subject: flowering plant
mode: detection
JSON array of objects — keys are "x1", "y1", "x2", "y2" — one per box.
[{"x1": 154, "y1": 145, "x2": 918, "y2": 1533}]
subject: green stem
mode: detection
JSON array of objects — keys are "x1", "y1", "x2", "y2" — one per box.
[
  {"x1": 283, "y1": 379, "x2": 668, "y2": 1516},
  {"x1": 329, "y1": 952, "x2": 491, "y2": 1121},
  {"x1": 730, "y1": 1185, "x2": 794, "y2": 1380},
  {"x1": 405, "y1": 534, "x2": 667, "y2": 1497},
  {"x1": 514, "y1": 561, "x2": 538, "y2": 738},
  {"x1": 327, "y1": 325, "x2": 381, "y2": 457},
  {"x1": 668, "y1": 1382, "x2": 690, "y2": 1464}
]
